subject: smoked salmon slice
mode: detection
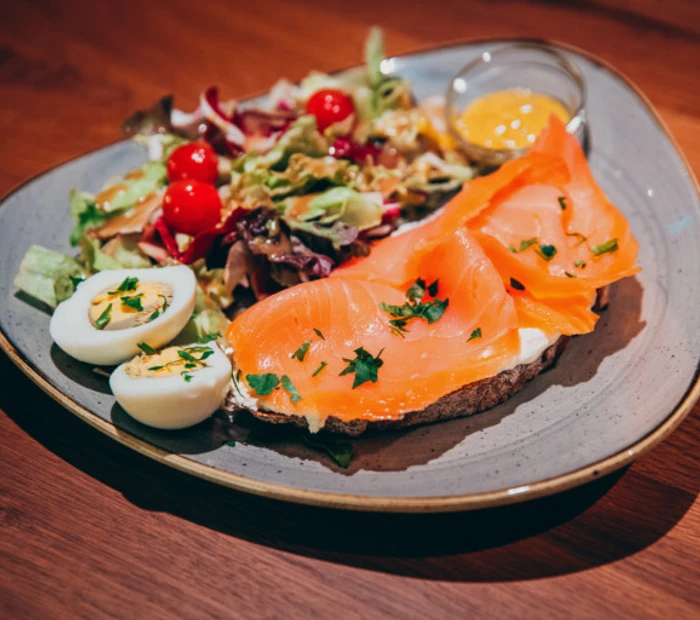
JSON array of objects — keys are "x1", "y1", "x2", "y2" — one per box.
[
  {"x1": 227, "y1": 228, "x2": 519, "y2": 426},
  {"x1": 227, "y1": 116, "x2": 640, "y2": 427}
]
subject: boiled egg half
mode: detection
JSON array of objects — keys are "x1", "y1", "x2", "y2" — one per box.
[
  {"x1": 50, "y1": 265, "x2": 196, "y2": 366},
  {"x1": 110, "y1": 342, "x2": 232, "y2": 429}
]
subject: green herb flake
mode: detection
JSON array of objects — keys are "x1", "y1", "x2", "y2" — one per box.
[
  {"x1": 565, "y1": 271, "x2": 576, "y2": 278},
  {"x1": 291, "y1": 340, "x2": 311, "y2": 362},
  {"x1": 566, "y1": 232, "x2": 588, "y2": 246},
  {"x1": 197, "y1": 332, "x2": 221, "y2": 344},
  {"x1": 177, "y1": 350, "x2": 198, "y2": 363},
  {"x1": 181, "y1": 371, "x2": 194, "y2": 383},
  {"x1": 148, "y1": 309, "x2": 160, "y2": 322},
  {"x1": 510, "y1": 278, "x2": 526, "y2": 291},
  {"x1": 590, "y1": 238, "x2": 619, "y2": 257},
  {"x1": 510, "y1": 237, "x2": 539, "y2": 253},
  {"x1": 159, "y1": 294, "x2": 169, "y2": 312},
  {"x1": 302, "y1": 435, "x2": 354, "y2": 468},
  {"x1": 148, "y1": 365, "x2": 164, "y2": 371},
  {"x1": 534, "y1": 244, "x2": 558, "y2": 261},
  {"x1": 312, "y1": 361, "x2": 328, "y2": 377},
  {"x1": 117, "y1": 276, "x2": 139, "y2": 292},
  {"x1": 574, "y1": 260, "x2": 587, "y2": 269},
  {"x1": 120, "y1": 293, "x2": 144, "y2": 312},
  {"x1": 379, "y1": 277, "x2": 449, "y2": 334},
  {"x1": 313, "y1": 328, "x2": 325, "y2": 340},
  {"x1": 281, "y1": 375, "x2": 302, "y2": 404},
  {"x1": 339, "y1": 347, "x2": 384, "y2": 389},
  {"x1": 427, "y1": 279, "x2": 439, "y2": 297},
  {"x1": 185, "y1": 362, "x2": 197, "y2": 369},
  {"x1": 247, "y1": 373, "x2": 280, "y2": 396},
  {"x1": 406, "y1": 277, "x2": 427, "y2": 303},
  {"x1": 95, "y1": 303, "x2": 112, "y2": 330},
  {"x1": 468, "y1": 327, "x2": 482, "y2": 342},
  {"x1": 225, "y1": 440, "x2": 236, "y2": 447},
  {"x1": 558, "y1": 196, "x2": 567, "y2": 211},
  {"x1": 137, "y1": 342, "x2": 157, "y2": 355}
]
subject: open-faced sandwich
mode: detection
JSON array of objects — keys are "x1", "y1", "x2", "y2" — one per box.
[
  {"x1": 226, "y1": 117, "x2": 640, "y2": 435},
  {"x1": 11, "y1": 30, "x2": 639, "y2": 446}
]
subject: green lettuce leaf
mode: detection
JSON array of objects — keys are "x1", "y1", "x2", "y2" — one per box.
[
  {"x1": 13, "y1": 245, "x2": 85, "y2": 309},
  {"x1": 100, "y1": 235, "x2": 152, "y2": 268},
  {"x1": 98, "y1": 161, "x2": 167, "y2": 214},
  {"x1": 294, "y1": 187, "x2": 383, "y2": 230},
  {"x1": 249, "y1": 115, "x2": 327, "y2": 171},
  {"x1": 79, "y1": 236, "x2": 123, "y2": 272},
  {"x1": 69, "y1": 190, "x2": 104, "y2": 246}
]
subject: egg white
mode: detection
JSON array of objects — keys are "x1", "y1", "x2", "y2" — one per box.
[
  {"x1": 49, "y1": 265, "x2": 196, "y2": 366},
  {"x1": 109, "y1": 343, "x2": 232, "y2": 429}
]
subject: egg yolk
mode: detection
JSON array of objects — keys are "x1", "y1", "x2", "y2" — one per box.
[
  {"x1": 125, "y1": 345, "x2": 211, "y2": 378},
  {"x1": 89, "y1": 281, "x2": 173, "y2": 331},
  {"x1": 456, "y1": 89, "x2": 570, "y2": 150}
]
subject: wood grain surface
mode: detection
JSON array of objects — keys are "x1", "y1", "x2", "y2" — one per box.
[{"x1": 1, "y1": 0, "x2": 699, "y2": 617}]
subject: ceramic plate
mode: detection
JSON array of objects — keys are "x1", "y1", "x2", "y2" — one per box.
[{"x1": 1, "y1": 40, "x2": 699, "y2": 512}]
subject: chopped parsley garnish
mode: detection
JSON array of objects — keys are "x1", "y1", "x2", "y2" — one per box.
[
  {"x1": 534, "y1": 244, "x2": 558, "y2": 261},
  {"x1": 591, "y1": 238, "x2": 619, "y2": 256},
  {"x1": 302, "y1": 435, "x2": 354, "y2": 468},
  {"x1": 184, "y1": 362, "x2": 197, "y2": 369},
  {"x1": 148, "y1": 309, "x2": 160, "y2": 322},
  {"x1": 246, "y1": 373, "x2": 280, "y2": 396},
  {"x1": 137, "y1": 342, "x2": 157, "y2": 355},
  {"x1": 509, "y1": 237, "x2": 539, "y2": 253},
  {"x1": 406, "y1": 277, "x2": 427, "y2": 303},
  {"x1": 313, "y1": 328, "x2": 325, "y2": 340},
  {"x1": 380, "y1": 277, "x2": 449, "y2": 335},
  {"x1": 95, "y1": 303, "x2": 112, "y2": 330},
  {"x1": 148, "y1": 365, "x2": 164, "y2": 371},
  {"x1": 121, "y1": 293, "x2": 144, "y2": 311},
  {"x1": 339, "y1": 347, "x2": 384, "y2": 389},
  {"x1": 118, "y1": 276, "x2": 139, "y2": 292},
  {"x1": 177, "y1": 350, "x2": 197, "y2": 362},
  {"x1": 159, "y1": 294, "x2": 169, "y2": 312},
  {"x1": 69, "y1": 274, "x2": 85, "y2": 289},
  {"x1": 558, "y1": 196, "x2": 567, "y2": 211},
  {"x1": 510, "y1": 277, "x2": 526, "y2": 291},
  {"x1": 181, "y1": 371, "x2": 194, "y2": 383},
  {"x1": 312, "y1": 361, "x2": 328, "y2": 377},
  {"x1": 109, "y1": 276, "x2": 139, "y2": 294},
  {"x1": 291, "y1": 340, "x2": 311, "y2": 362},
  {"x1": 197, "y1": 332, "x2": 221, "y2": 344},
  {"x1": 281, "y1": 375, "x2": 302, "y2": 404},
  {"x1": 574, "y1": 260, "x2": 587, "y2": 269},
  {"x1": 468, "y1": 327, "x2": 482, "y2": 341},
  {"x1": 566, "y1": 232, "x2": 588, "y2": 246},
  {"x1": 565, "y1": 271, "x2": 576, "y2": 278}
]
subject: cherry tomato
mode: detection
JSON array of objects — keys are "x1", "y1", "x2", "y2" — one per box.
[
  {"x1": 162, "y1": 180, "x2": 222, "y2": 236},
  {"x1": 166, "y1": 142, "x2": 219, "y2": 184},
  {"x1": 305, "y1": 89, "x2": 355, "y2": 132}
]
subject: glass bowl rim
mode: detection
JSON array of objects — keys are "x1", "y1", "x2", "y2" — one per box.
[{"x1": 445, "y1": 42, "x2": 587, "y2": 162}]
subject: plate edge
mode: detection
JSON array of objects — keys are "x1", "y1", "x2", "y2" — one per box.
[{"x1": 1, "y1": 37, "x2": 699, "y2": 513}]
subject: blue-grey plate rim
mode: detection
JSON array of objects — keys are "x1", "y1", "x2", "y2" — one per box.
[{"x1": 1, "y1": 38, "x2": 699, "y2": 513}]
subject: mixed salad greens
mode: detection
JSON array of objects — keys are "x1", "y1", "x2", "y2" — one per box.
[{"x1": 15, "y1": 29, "x2": 474, "y2": 327}]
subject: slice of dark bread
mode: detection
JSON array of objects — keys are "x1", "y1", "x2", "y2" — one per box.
[{"x1": 244, "y1": 287, "x2": 609, "y2": 437}]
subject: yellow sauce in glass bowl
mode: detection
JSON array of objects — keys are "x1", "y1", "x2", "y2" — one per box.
[{"x1": 455, "y1": 89, "x2": 570, "y2": 150}]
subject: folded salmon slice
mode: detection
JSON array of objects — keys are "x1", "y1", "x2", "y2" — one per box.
[
  {"x1": 227, "y1": 228, "x2": 519, "y2": 426},
  {"x1": 466, "y1": 117, "x2": 640, "y2": 299}
]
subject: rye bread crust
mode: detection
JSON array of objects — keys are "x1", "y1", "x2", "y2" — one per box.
[{"x1": 245, "y1": 287, "x2": 609, "y2": 437}]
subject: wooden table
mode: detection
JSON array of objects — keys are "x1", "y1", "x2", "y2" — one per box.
[{"x1": 1, "y1": 1, "x2": 699, "y2": 617}]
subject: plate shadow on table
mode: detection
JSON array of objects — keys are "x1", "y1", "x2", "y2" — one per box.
[
  {"x1": 5, "y1": 278, "x2": 694, "y2": 583},
  {"x1": 103, "y1": 277, "x2": 646, "y2": 474}
]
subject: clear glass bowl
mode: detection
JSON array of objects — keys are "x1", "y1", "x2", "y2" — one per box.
[{"x1": 445, "y1": 43, "x2": 586, "y2": 165}]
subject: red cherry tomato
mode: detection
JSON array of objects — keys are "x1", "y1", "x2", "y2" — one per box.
[
  {"x1": 162, "y1": 180, "x2": 222, "y2": 236},
  {"x1": 166, "y1": 142, "x2": 219, "y2": 185},
  {"x1": 305, "y1": 89, "x2": 355, "y2": 132}
]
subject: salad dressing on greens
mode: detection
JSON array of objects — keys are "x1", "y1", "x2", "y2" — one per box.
[{"x1": 456, "y1": 89, "x2": 570, "y2": 149}]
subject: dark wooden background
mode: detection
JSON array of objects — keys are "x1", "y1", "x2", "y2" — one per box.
[{"x1": 1, "y1": 1, "x2": 699, "y2": 617}]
